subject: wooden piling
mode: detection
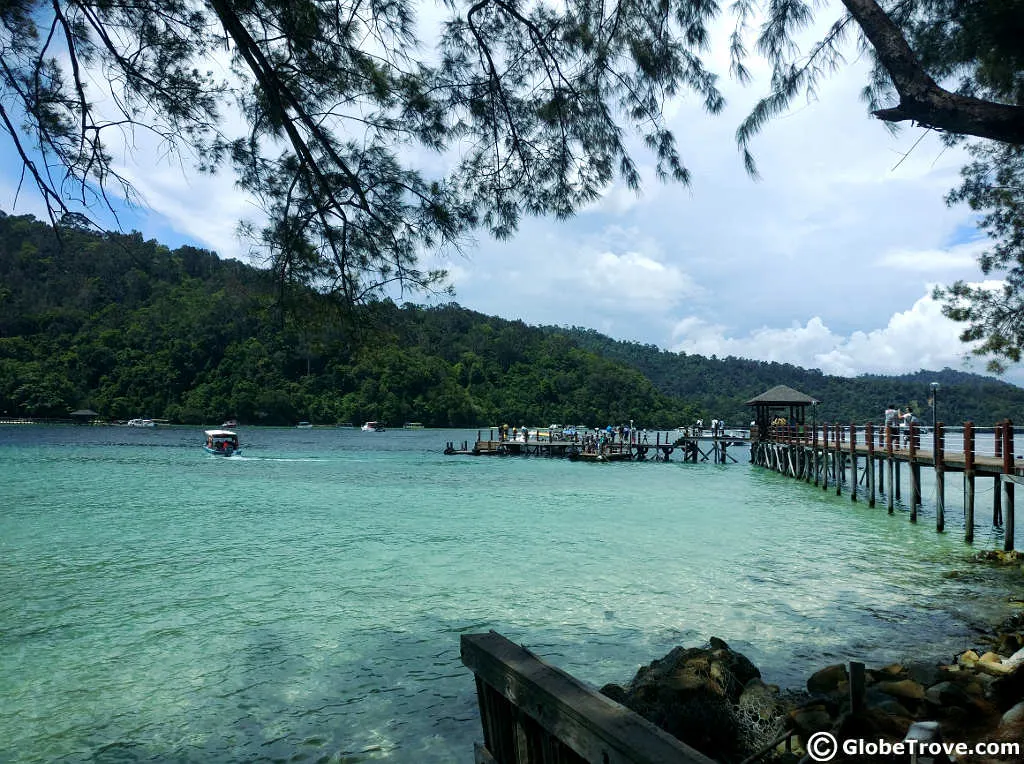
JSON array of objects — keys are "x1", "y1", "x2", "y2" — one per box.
[
  {"x1": 850, "y1": 424, "x2": 858, "y2": 502},
  {"x1": 812, "y1": 425, "x2": 819, "y2": 486},
  {"x1": 822, "y1": 425, "x2": 829, "y2": 491},
  {"x1": 849, "y1": 661, "x2": 866, "y2": 715},
  {"x1": 995, "y1": 423, "x2": 1004, "y2": 527},
  {"x1": 876, "y1": 425, "x2": 884, "y2": 493},
  {"x1": 886, "y1": 425, "x2": 895, "y2": 513},
  {"x1": 965, "y1": 422, "x2": 975, "y2": 544},
  {"x1": 1003, "y1": 420, "x2": 1015, "y2": 552},
  {"x1": 835, "y1": 424, "x2": 842, "y2": 496},
  {"x1": 866, "y1": 423, "x2": 876, "y2": 508},
  {"x1": 935, "y1": 422, "x2": 945, "y2": 533},
  {"x1": 909, "y1": 422, "x2": 919, "y2": 522}
]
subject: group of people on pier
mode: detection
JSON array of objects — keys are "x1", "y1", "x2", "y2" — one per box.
[
  {"x1": 496, "y1": 423, "x2": 651, "y2": 446},
  {"x1": 690, "y1": 418, "x2": 727, "y2": 437},
  {"x1": 884, "y1": 403, "x2": 927, "y2": 446}
]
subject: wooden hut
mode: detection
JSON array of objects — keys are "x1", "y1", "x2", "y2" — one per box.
[{"x1": 746, "y1": 385, "x2": 817, "y2": 440}]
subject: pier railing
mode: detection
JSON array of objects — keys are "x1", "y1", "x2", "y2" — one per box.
[
  {"x1": 760, "y1": 421, "x2": 1017, "y2": 460},
  {"x1": 461, "y1": 631, "x2": 716, "y2": 764}
]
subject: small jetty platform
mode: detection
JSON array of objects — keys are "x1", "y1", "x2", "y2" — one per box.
[{"x1": 444, "y1": 429, "x2": 751, "y2": 464}]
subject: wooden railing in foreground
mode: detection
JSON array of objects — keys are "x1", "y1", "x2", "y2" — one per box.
[{"x1": 461, "y1": 631, "x2": 717, "y2": 764}]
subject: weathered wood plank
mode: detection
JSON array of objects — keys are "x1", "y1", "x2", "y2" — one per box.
[{"x1": 461, "y1": 631, "x2": 717, "y2": 764}]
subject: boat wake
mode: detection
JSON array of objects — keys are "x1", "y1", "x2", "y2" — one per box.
[{"x1": 223, "y1": 456, "x2": 329, "y2": 462}]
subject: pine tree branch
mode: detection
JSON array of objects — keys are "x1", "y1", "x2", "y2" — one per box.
[{"x1": 840, "y1": 0, "x2": 1024, "y2": 144}]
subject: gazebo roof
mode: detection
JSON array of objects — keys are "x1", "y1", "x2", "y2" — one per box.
[{"x1": 745, "y1": 385, "x2": 818, "y2": 406}]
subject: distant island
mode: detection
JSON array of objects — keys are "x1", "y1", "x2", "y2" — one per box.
[{"x1": 3, "y1": 211, "x2": 1024, "y2": 428}]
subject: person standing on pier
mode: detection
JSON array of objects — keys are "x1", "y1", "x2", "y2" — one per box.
[
  {"x1": 884, "y1": 404, "x2": 898, "y2": 430},
  {"x1": 900, "y1": 407, "x2": 913, "y2": 447}
]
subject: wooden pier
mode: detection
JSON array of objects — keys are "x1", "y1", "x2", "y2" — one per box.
[
  {"x1": 752, "y1": 421, "x2": 1018, "y2": 551},
  {"x1": 444, "y1": 429, "x2": 750, "y2": 464}
]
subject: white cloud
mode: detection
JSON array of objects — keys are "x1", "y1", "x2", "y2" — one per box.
[
  {"x1": 876, "y1": 240, "x2": 986, "y2": 271},
  {"x1": 669, "y1": 284, "x2": 1001, "y2": 379},
  {"x1": 582, "y1": 250, "x2": 696, "y2": 302}
]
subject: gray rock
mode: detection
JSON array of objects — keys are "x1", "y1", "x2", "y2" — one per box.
[
  {"x1": 1001, "y1": 700, "x2": 1024, "y2": 726},
  {"x1": 924, "y1": 681, "x2": 971, "y2": 707},
  {"x1": 906, "y1": 661, "x2": 943, "y2": 687},
  {"x1": 872, "y1": 699, "x2": 912, "y2": 717},
  {"x1": 807, "y1": 663, "x2": 848, "y2": 695}
]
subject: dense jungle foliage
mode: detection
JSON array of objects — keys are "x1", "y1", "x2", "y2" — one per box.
[
  {"x1": 3, "y1": 212, "x2": 1024, "y2": 428},
  {"x1": 0, "y1": 213, "x2": 695, "y2": 427}
]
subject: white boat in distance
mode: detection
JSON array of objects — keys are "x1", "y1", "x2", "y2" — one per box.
[
  {"x1": 127, "y1": 418, "x2": 156, "y2": 427},
  {"x1": 361, "y1": 421, "x2": 386, "y2": 432}
]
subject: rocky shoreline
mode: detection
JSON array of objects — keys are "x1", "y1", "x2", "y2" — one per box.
[{"x1": 600, "y1": 554, "x2": 1024, "y2": 763}]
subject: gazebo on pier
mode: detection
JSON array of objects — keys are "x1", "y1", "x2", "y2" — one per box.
[{"x1": 746, "y1": 385, "x2": 818, "y2": 440}]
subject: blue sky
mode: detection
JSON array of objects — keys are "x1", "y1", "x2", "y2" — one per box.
[{"x1": 0, "y1": 10, "x2": 1015, "y2": 385}]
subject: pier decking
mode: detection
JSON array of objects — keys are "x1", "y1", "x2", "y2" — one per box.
[
  {"x1": 753, "y1": 420, "x2": 1019, "y2": 551},
  {"x1": 444, "y1": 429, "x2": 750, "y2": 463}
]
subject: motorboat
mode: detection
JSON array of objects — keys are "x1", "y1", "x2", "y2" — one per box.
[
  {"x1": 403, "y1": 422, "x2": 424, "y2": 429},
  {"x1": 221, "y1": 419, "x2": 238, "y2": 428},
  {"x1": 203, "y1": 429, "x2": 241, "y2": 456},
  {"x1": 127, "y1": 418, "x2": 156, "y2": 427},
  {"x1": 296, "y1": 421, "x2": 313, "y2": 428},
  {"x1": 361, "y1": 421, "x2": 385, "y2": 432}
]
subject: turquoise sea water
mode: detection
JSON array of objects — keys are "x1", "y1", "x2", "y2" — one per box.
[{"x1": 1, "y1": 424, "x2": 1020, "y2": 763}]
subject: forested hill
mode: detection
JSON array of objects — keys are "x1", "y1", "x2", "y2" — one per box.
[
  {"x1": 3, "y1": 211, "x2": 1024, "y2": 427},
  {"x1": 557, "y1": 329, "x2": 1024, "y2": 425},
  {"x1": 0, "y1": 213, "x2": 693, "y2": 427}
]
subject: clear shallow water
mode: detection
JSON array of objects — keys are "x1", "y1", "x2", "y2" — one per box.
[{"x1": 1, "y1": 425, "x2": 1019, "y2": 763}]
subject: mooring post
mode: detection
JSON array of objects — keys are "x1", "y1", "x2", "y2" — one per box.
[
  {"x1": 835, "y1": 423, "x2": 843, "y2": 496},
  {"x1": 1003, "y1": 420, "x2": 1015, "y2": 551},
  {"x1": 850, "y1": 423, "x2": 858, "y2": 502},
  {"x1": 866, "y1": 423, "x2": 876, "y2": 507},
  {"x1": 995, "y1": 422, "x2": 1004, "y2": 527},
  {"x1": 909, "y1": 422, "x2": 919, "y2": 522},
  {"x1": 935, "y1": 422, "x2": 945, "y2": 533},
  {"x1": 804, "y1": 426, "x2": 811, "y2": 483},
  {"x1": 886, "y1": 425, "x2": 895, "y2": 513},
  {"x1": 849, "y1": 661, "x2": 866, "y2": 714},
  {"x1": 812, "y1": 424, "x2": 819, "y2": 486},
  {"x1": 876, "y1": 424, "x2": 884, "y2": 494},
  {"x1": 822, "y1": 424, "x2": 829, "y2": 490},
  {"x1": 965, "y1": 422, "x2": 975, "y2": 543}
]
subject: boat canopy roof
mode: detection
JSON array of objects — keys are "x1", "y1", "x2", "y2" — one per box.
[{"x1": 205, "y1": 430, "x2": 237, "y2": 438}]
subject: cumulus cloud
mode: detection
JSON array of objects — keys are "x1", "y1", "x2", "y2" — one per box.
[
  {"x1": 876, "y1": 240, "x2": 986, "y2": 271},
  {"x1": 669, "y1": 284, "x2": 995, "y2": 378},
  {"x1": 582, "y1": 250, "x2": 696, "y2": 302}
]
